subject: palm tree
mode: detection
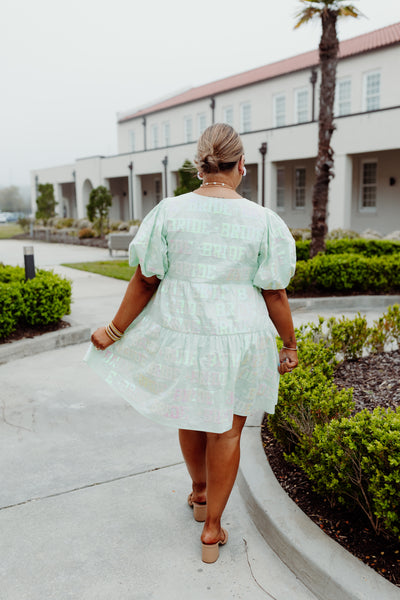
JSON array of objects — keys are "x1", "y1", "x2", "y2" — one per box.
[{"x1": 295, "y1": 0, "x2": 361, "y2": 257}]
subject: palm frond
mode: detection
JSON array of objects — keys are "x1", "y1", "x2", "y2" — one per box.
[
  {"x1": 294, "y1": 5, "x2": 321, "y2": 28},
  {"x1": 337, "y1": 5, "x2": 363, "y2": 18}
]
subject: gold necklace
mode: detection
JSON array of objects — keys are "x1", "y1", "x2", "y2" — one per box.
[{"x1": 200, "y1": 181, "x2": 235, "y2": 191}]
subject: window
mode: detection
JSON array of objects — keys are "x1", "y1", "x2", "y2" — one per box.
[
  {"x1": 198, "y1": 113, "x2": 207, "y2": 135},
  {"x1": 295, "y1": 88, "x2": 309, "y2": 123},
  {"x1": 184, "y1": 116, "x2": 193, "y2": 142},
  {"x1": 240, "y1": 103, "x2": 251, "y2": 132},
  {"x1": 336, "y1": 78, "x2": 351, "y2": 116},
  {"x1": 294, "y1": 168, "x2": 306, "y2": 209},
  {"x1": 222, "y1": 106, "x2": 234, "y2": 126},
  {"x1": 129, "y1": 130, "x2": 135, "y2": 152},
  {"x1": 273, "y1": 94, "x2": 286, "y2": 127},
  {"x1": 162, "y1": 122, "x2": 170, "y2": 146},
  {"x1": 276, "y1": 168, "x2": 285, "y2": 210},
  {"x1": 360, "y1": 161, "x2": 377, "y2": 211},
  {"x1": 364, "y1": 71, "x2": 380, "y2": 111},
  {"x1": 150, "y1": 124, "x2": 159, "y2": 149}
]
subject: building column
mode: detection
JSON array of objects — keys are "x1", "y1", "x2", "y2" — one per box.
[
  {"x1": 133, "y1": 175, "x2": 143, "y2": 221},
  {"x1": 327, "y1": 154, "x2": 352, "y2": 232},
  {"x1": 264, "y1": 159, "x2": 273, "y2": 209}
]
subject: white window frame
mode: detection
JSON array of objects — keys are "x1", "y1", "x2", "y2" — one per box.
[
  {"x1": 335, "y1": 78, "x2": 352, "y2": 116},
  {"x1": 359, "y1": 159, "x2": 377, "y2": 212},
  {"x1": 295, "y1": 88, "x2": 309, "y2": 124},
  {"x1": 222, "y1": 105, "x2": 234, "y2": 126},
  {"x1": 240, "y1": 102, "x2": 251, "y2": 133},
  {"x1": 363, "y1": 70, "x2": 381, "y2": 112},
  {"x1": 150, "y1": 124, "x2": 159, "y2": 149},
  {"x1": 162, "y1": 121, "x2": 170, "y2": 147},
  {"x1": 129, "y1": 130, "x2": 135, "y2": 152},
  {"x1": 198, "y1": 112, "x2": 207, "y2": 135},
  {"x1": 294, "y1": 167, "x2": 306, "y2": 210},
  {"x1": 155, "y1": 178, "x2": 162, "y2": 204},
  {"x1": 184, "y1": 116, "x2": 193, "y2": 143},
  {"x1": 276, "y1": 167, "x2": 285, "y2": 211},
  {"x1": 273, "y1": 94, "x2": 286, "y2": 127}
]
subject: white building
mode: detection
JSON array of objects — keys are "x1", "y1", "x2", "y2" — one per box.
[{"x1": 31, "y1": 22, "x2": 400, "y2": 234}]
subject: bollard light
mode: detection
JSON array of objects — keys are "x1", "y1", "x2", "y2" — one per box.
[{"x1": 23, "y1": 246, "x2": 35, "y2": 280}]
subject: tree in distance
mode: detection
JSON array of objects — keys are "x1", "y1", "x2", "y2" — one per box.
[
  {"x1": 35, "y1": 183, "x2": 57, "y2": 224},
  {"x1": 174, "y1": 160, "x2": 201, "y2": 196},
  {"x1": 295, "y1": 0, "x2": 362, "y2": 257},
  {"x1": 0, "y1": 186, "x2": 27, "y2": 213},
  {"x1": 86, "y1": 185, "x2": 112, "y2": 238}
]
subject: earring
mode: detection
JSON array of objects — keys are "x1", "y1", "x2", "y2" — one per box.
[
  {"x1": 242, "y1": 166, "x2": 247, "y2": 177},
  {"x1": 197, "y1": 172, "x2": 203, "y2": 180}
]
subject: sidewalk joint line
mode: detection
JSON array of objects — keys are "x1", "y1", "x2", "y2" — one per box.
[
  {"x1": 243, "y1": 537, "x2": 278, "y2": 599},
  {"x1": 0, "y1": 460, "x2": 185, "y2": 511}
]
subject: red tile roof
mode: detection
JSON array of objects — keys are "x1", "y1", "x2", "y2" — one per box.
[{"x1": 119, "y1": 22, "x2": 400, "y2": 123}]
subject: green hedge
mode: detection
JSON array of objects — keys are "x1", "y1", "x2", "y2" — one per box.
[
  {"x1": 269, "y1": 308, "x2": 400, "y2": 540},
  {"x1": 288, "y1": 254, "x2": 400, "y2": 295},
  {"x1": 0, "y1": 283, "x2": 24, "y2": 338},
  {"x1": 0, "y1": 265, "x2": 71, "y2": 338},
  {"x1": 296, "y1": 239, "x2": 400, "y2": 262}
]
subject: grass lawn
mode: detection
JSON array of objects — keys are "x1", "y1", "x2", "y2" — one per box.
[
  {"x1": 62, "y1": 260, "x2": 136, "y2": 281},
  {"x1": 0, "y1": 224, "x2": 23, "y2": 239}
]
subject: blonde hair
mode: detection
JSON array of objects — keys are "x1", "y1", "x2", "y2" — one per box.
[{"x1": 194, "y1": 123, "x2": 244, "y2": 174}]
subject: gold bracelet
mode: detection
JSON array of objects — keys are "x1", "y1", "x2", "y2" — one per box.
[
  {"x1": 282, "y1": 345, "x2": 297, "y2": 351},
  {"x1": 105, "y1": 322, "x2": 124, "y2": 343}
]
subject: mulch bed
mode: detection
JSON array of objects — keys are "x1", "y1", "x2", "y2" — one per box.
[
  {"x1": 261, "y1": 349, "x2": 400, "y2": 587},
  {"x1": 0, "y1": 320, "x2": 71, "y2": 345}
]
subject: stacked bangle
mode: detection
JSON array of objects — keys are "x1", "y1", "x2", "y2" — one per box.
[
  {"x1": 282, "y1": 345, "x2": 297, "y2": 351},
  {"x1": 105, "y1": 321, "x2": 124, "y2": 342}
]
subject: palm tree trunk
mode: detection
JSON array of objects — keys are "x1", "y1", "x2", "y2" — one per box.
[{"x1": 310, "y1": 9, "x2": 339, "y2": 257}]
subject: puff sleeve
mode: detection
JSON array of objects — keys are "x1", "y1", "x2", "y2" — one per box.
[
  {"x1": 252, "y1": 209, "x2": 296, "y2": 290},
  {"x1": 128, "y1": 201, "x2": 168, "y2": 279}
]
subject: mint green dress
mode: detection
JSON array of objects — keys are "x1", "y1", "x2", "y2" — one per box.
[{"x1": 85, "y1": 192, "x2": 296, "y2": 433}]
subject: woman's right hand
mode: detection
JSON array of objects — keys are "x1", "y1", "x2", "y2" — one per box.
[{"x1": 91, "y1": 327, "x2": 114, "y2": 351}]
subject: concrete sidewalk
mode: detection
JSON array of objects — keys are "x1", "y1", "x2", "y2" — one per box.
[{"x1": 1, "y1": 239, "x2": 399, "y2": 599}]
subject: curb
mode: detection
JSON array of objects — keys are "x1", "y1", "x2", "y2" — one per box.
[
  {"x1": 0, "y1": 319, "x2": 91, "y2": 365},
  {"x1": 238, "y1": 421, "x2": 400, "y2": 600},
  {"x1": 289, "y1": 294, "x2": 400, "y2": 313}
]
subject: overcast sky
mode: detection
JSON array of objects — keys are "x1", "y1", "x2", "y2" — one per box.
[{"x1": 1, "y1": 0, "x2": 400, "y2": 187}]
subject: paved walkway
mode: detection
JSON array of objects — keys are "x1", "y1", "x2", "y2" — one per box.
[{"x1": 0, "y1": 239, "x2": 396, "y2": 599}]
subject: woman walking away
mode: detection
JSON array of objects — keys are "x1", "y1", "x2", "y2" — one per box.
[{"x1": 86, "y1": 123, "x2": 298, "y2": 563}]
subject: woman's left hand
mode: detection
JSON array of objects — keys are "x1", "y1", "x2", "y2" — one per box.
[
  {"x1": 278, "y1": 348, "x2": 298, "y2": 375},
  {"x1": 91, "y1": 327, "x2": 114, "y2": 351}
]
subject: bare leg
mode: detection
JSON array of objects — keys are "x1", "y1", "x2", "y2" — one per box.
[
  {"x1": 202, "y1": 414, "x2": 247, "y2": 544},
  {"x1": 179, "y1": 429, "x2": 207, "y2": 503}
]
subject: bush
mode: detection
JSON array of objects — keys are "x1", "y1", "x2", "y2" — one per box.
[
  {"x1": 0, "y1": 264, "x2": 25, "y2": 283},
  {"x1": 295, "y1": 238, "x2": 400, "y2": 262},
  {"x1": 326, "y1": 228, "x2": 360, "y2": 240},
  {"x1": 0, "y1": 283, "x2": 24, "y2": 338},
  {"x1": 294, "y1": 408, "x2": 400, "y2": 539},
  {"x1": 287, "y1": 254, "x2": 400, "y2": 295},
  {"x1": 20, "y1": 270, "x2": 71, "y2": 326},
  {"x1": 78, "y1": 227, "x2": 96, "y2": 239},
  {"x1": 368, "y1": 304, "x2": 400, "y2": 352},
  {"x1": 55, "y1": 218, "x2": 75, "y2": 229},
  {"x1": 268, "y1": 337, "x2": 353, "y2": 451},
  {"x1": 326, "y1": 313, "x2": 370, "y2": 361}
]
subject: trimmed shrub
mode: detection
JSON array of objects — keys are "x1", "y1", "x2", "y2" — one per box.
[
  {"x1": 326, "y1": 313, "x2": 370, "y2": 361},
  {"x1": 295, "y1": 238, "x2": 400, "y2": 262},
  {"x1": 268, "y1": 337, "x2": 353, "y2": 450},
  {"x1": 0, "y1": 283, "x2": 24, "y2": 338},
  {"x1": 20, "y1": 270, "x2": 71, "y2": 326},
  {"x1": 287, "y1": 254, "x2": 400, "y2": 295},
  {"x1": 0, "y1": 265, "x2": 25, "y2": 283},
  {"x1": 294, "y1": 408, "x2": 400, "y2": 539},
  {"x1": 78, "y1": 227, "x2": 96, "y2": 239}
]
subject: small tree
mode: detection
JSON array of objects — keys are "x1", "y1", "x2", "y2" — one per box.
[
  {"x1": 174, "y1": 160, "x2": 201, "y2": 196},
  {"x1": 36, "y1": 183, "x2": 57, "y2": 224},
  {"x1": 86, "y1": 186, "x2": 112, "y2": 238},
  {"x1": 0, "y1": 185, "x2": 26, "y2": 212}
]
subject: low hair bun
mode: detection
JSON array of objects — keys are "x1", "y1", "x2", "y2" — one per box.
[{"x1": 195, "y1": 123, "x2": 243, "y2": 175}]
